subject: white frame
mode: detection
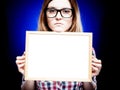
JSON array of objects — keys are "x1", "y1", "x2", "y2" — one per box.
[{"x1": 25, "y1": 31, "x2": 92, "y2": 82}]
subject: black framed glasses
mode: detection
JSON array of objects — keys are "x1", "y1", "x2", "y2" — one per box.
[{"x1": 46, "y1": 8, "x2": 73, "y2": 18}]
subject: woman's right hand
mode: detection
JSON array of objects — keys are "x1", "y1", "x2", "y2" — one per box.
[{"x1": 16, "y1": 52, "x2": 26, "y2": 75}]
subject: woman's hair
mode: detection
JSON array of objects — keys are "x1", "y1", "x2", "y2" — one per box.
[{"x1": 37, "y1": 0, "x2": 83, "y2": 32}]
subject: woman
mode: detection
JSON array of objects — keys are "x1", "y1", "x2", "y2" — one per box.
[{"x1": 16, "y1": 0, "x2": 102, "y2": 90}]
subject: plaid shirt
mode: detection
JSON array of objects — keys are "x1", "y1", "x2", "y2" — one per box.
[
  {"x1": 36, "y1": 81, "x2": 83, "y2": 90},
  {"x1": 35, "y1": 77, "x2": 97, "y2": 90},
  {"x1": 21, "y1": 76, "x2": 97, "y2": 90}
]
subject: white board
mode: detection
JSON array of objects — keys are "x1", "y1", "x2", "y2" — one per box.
[{"x1": 25, "y1": 31, "x2": 92, "y2": 82}]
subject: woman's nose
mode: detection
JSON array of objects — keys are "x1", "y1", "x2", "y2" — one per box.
[{"x1": 56, "y1": 12, "x2": 62, "y2": 19}]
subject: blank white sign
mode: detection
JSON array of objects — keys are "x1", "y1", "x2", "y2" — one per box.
[{"x1": 25, "y1": 31, "x2": 92, "y2": 82}]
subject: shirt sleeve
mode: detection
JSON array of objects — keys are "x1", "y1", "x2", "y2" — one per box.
[{"x1": 92, "y1": 48, "x2": 97, "y2": 90}]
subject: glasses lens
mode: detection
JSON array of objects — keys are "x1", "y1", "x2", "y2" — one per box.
[
  {"x1": 46, "y1": 8, "x2": 57, "y2": 18},
  {"x1": 61, "y1": 8, "x2": 72, "y2": 18}
]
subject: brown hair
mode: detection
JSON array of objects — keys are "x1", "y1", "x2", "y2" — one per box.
[{"x1": 37, "y1": 0, "x2": 83, "y2": 32}]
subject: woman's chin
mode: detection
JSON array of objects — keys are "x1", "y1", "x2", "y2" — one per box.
[{"x1": 53, "y1": 28, "x2": 66, "y2": 32}]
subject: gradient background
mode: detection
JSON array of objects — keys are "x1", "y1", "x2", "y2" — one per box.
[{"x1": 2, "y1": 0, "x2": 117, "y2": 90}]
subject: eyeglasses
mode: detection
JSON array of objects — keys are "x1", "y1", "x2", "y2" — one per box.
[{"x1": 46, "y1": 8, "x2": 73, "y2": 18}]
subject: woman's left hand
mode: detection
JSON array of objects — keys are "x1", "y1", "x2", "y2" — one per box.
[{"x1": 92, "y1": 55, "x2": 102, "y2": 77}]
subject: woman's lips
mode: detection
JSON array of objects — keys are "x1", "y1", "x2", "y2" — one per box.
[
  {"x1": 54, "y1": 23, "x2": 63, "y2": 26},
  {"x1": 55, "y1": 22, "x2": 63, "y2": 24}
]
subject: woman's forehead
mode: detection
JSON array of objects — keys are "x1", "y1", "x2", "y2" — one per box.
[{"x1": 47, "y1": 0, "x2": 71, "y2": 9}]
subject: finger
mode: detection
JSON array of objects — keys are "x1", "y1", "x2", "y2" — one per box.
[
  {"x1": 92, "y1": 58, "x2": 102, "y2": 64},
  {"x1": 18, "y1": 68, "x2": 24, "y2": 75},
  {"x1": 92, "y1": 65, "x2": 99, "y2": 71},
  {"x1": 17, "y1": 63, "x2": 25, "y2": 74},
  {"x1": 18, "y1": 62, "x2": 25, "y2": 67},
  {"x1": 92, "y1": 62, "x2": 102, "y2": 69},
  {"x1": 16, "y1": 55, "x2": 25, "y2": 60},
  {"x1": 16, "y1": 59, "x2": 25, "y2": 65},
  {"x1": 92, "y1": 66, "x2": 100, "y2": 76}
]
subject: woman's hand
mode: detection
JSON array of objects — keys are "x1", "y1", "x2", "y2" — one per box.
[
  {"x1": 16, "y1": 52, "x2": 26, "y2": 75},
  {"x1": 92, "y1": 55, "x2": 102, "y2": 77}
]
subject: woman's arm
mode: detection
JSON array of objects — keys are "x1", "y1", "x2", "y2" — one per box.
[
  {"x1": 82, "y1": 77, "x2": 97, "y2": 90},
  {"x1": 21, "y1": 80, "x2": 35, "y2": 90},
  {"x1": 82, "y1": 81, "x2": 96, "y2": 90}
]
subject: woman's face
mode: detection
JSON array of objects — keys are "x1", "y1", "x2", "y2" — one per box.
[{"x1": 46, "y1": 0, "x2": 73, "y2": 32}]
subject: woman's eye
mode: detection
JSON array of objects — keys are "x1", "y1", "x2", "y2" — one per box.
[
  {"x1": 63, "y1": 9, "x2": 70, "y2": 13},
  {"x1": 49, "y1": 9, "x2": 56, "y2": 13}
]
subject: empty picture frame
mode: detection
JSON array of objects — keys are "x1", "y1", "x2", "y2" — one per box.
[{"x1": 25, "y1": 31, "x2": 92, "y2": 82}]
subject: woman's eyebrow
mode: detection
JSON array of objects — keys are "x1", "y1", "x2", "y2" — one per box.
[{"x1": 47, "y1": 6, "x2": 55, "y2": 8}]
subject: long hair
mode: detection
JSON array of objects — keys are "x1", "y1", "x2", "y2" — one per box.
[{"x1": 37, "y1": 0, "x2": 83, "y2": 32}]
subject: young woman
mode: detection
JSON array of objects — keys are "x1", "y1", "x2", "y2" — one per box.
[{"x1": 16, "y1": 0, "x2": 102, "y2": 90}]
